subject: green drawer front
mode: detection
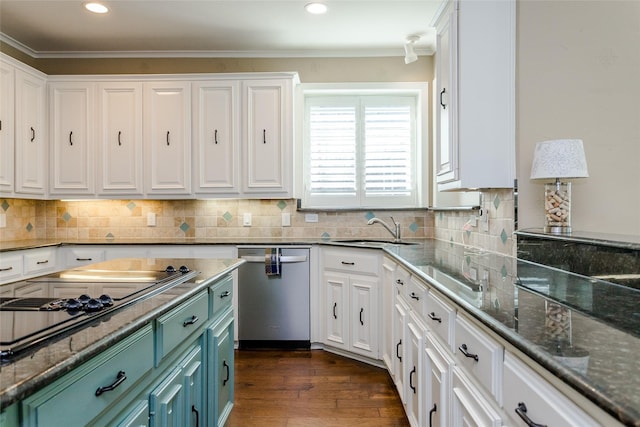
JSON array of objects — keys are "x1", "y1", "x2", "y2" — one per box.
[
  {"x1": 210, "y1": 275, "x2": 233, "y2": 317},
  {"x1": 22, "y1": 325, "x2": 154, "y2": 427},
  {"x1": 156, "y1": 291, "x2": 209, "y2": 364}
]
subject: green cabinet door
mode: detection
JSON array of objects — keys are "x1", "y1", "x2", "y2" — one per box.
[
  {"x1": 207, "y1": 308, "x2": 234, "y2": 427},
  {"x1": 181, "y1": 344, "x2": 204, "y2": 427},
  {"x1": 149, "y1": 367, "x2": 184, "y2": 427},
  {"x1": 116, "y1": 400, "x2": 149, "y2": 427}
]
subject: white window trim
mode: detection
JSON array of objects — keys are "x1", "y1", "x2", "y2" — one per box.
[{"x1": 294, "y1": 82, "x2": 429, "y2": 209}]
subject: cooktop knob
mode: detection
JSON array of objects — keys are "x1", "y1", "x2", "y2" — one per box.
[
  {"x1": 165, "y1": 266, "x2": 176, "y2": 273},
  {"x1": 98, "y1": 294, "x2": 114, "y2": 307},
  {"x1": 85, "y1": 298, "x2": 104, "y2": 312},
  {"x1": 179, "y1": 265, "x2": 190, "y2": 274},
  {"x1": 78, "y1": 294, "x2": 92, "y2": 304},
  {"x1": 65, "y1": 298, "x2": 83, "y2": 311}
]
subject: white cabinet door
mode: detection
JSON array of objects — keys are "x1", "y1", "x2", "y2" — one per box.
[
  {"x1": 406, "y1": 312, "x2": 425, "y2": 427},
  {"x1": 144, "y1": 82, "x2": 191, "y2": 196},
  {"x1": 98, "y1": 82, "x2": 144, "y2": 196},
  {"x1": 192, "y1": 81, "x2": 240, "y2": 194},
  {"x1": 381, "y1": 258, "x2": 397, "y2": 372},
  {"x1": 425, "y1": 333, "x2": 454, "y2": 427},
  {"x1": 0, "y1": 61, "x2": 15, "y2": 194},
  {"x1": 451, "y1": 367, "x2": 502, "y2": 427},
  {"x1": 15, "y1": 69, "x2": 47, "y2": 196},
  {"x1": 50, "y1": 82, "x2": 95, "y2": 196},
  {"x1": 324, "y1": 272, "x2": 349, "y2": 349},
  {"x1": 242, "y1": 79, "x2": 292, "y2": 196},
  {"x1": 393, "y1": 296, "x2": 408, "y2": 403},
  {"x1": 350, "y1": 274, "x2": 378, "y2": 357}
]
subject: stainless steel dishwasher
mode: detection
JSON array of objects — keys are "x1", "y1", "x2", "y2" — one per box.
[{"x1": 237, "y1": 247, "x2": 310, "y2": 349}]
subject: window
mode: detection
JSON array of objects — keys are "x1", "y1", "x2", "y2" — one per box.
[{"x1": 301, "y1": 84, "x2": 427, "y2": 209}]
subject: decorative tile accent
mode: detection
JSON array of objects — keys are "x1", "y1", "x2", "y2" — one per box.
[
  {"x1": 365, "y1": 211, "x2": 375, "y2": 221},
  {"x1": 501, "y1": 264, "x2": 508, "y2": 278},
  {"x1": 1, "y1": 200, "x2": 9, "y2": 211},
  {"x1": 106, "y1": 232, "x2": 115, "y2": 239},
  {"x1": 500, "y1": 229, "x2": 508, "y2": 244},
  {"x1": 277, "y1": 200, "x2": 287, "y2": 210},
  {"x1": 62, "y1": 212, "x2": 72, "y2": 222},
  {"x1": 223, "y1": 211, "x2": 233, "y2": 222},
  {"x1": 180, "y1": 222, "x2": 190, "y2": 232},
  {"x1": 409, "y1": 222, "x2": 418, "y2": 233},
  {"x1": 494, "y1": 194, "x2": 501, "y2": 210},
  {"x1": 127, "y1": 201, "x2": 136, "y2": 211},
  {"x1": 321, "y1": 232, "x2": 331, "y2": 241},
  {"x1": 26, "y1": 223, "x2": 33, "y2": 232}
]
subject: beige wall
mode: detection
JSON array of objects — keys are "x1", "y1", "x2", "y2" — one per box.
[{"x1": 517, "y1": 1, "x2": 640, "y2": 236}]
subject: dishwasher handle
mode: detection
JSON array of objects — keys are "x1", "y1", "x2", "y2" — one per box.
[{"x1": 240, "y1": 255, "x2": 308, "y2": 263}]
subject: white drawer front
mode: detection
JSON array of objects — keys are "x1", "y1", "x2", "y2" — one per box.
[
  {"x1": 23, "y1": 248, "x2": 57, "y2": 275},
  {"x1": 406, "y1": 275, "x2": 427, "y2": 315},
  {"x1": 323, "y1": 247, "x2": 379, "y2": 275},
  {"x1": 425, "y1": 290, "x2": 455, "y2": 350},
  {"x1": 454, "y1": 315, "x2": 503, "y2": 404},
  {"x1": 0, "y1": 253, "x2": 23, "y2": 283}
]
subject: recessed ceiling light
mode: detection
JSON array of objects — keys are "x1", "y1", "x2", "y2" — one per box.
[
  {"x1": 305, "y1": 2, "x2": 328, "y2": 15},
  {"x1": 85, "y1": 2, "x2": 109, "y2": 14}
]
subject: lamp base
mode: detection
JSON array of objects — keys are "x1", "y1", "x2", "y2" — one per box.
[
  {"x1": 544, "y1": 180, "x2": 571, "y2": 233},
  {"x1": 544, "y1": 225, "x2": 572, "y2": 234}
]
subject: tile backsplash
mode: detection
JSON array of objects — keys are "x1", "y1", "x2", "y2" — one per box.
[{"x1": 0, "y1": 189, "x2": 515, "y2": 256}]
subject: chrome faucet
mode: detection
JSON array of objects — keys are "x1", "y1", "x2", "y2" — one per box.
[{"x1": 367, "y1": 216, "x2": 401, "y2": 242}]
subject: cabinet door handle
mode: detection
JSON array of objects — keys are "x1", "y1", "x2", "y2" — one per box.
[
  {"x1": 333, "y1": 302, "x2": 337, "y2": 319},
  {"x1": 263, "y1": 129, "x2": 266, "y2": 144},
  {"x1": 95, "y1": 370, "x2": 126, "y2": 396},
  {"x1": 409, "y1": 366, "x2": 416, "y2": 393},
  {"x1": 359, "y1": 308, "x2": 364, "y2": 325},
  {"x1": 220, "y1": 290, "x2": 230, "y2": 298},
  {"x1": 440, "y1": 88, "x2": 447, "y2": 109},
  {"x1": 30, "y1": 126, "x2": 35, "y2": 142},
  {"x1": 0, "y1": 266, "x2": 13, "y2": 272},
  {"x1": 515, "y1": 402, "x2": 547, "y2": 427},
  {"x1": 69, "y1": 131, "x2": 73, "y2": 146},
  {"x1": 166, "y1": 131, "x2": 170, "y2": 146},
  {"x1": 341, "y1": 261, "x2": 355, "y2": 265},
  {"x1": 410, "y1": 292, "x2": 420, "y2": 301},
  {"x1": 429, "y1": 403, "x2": 437, "y2": 427},
  {"x1": 458, "y1": 343, "x2": 479, "y2": 361},
  {"x1": 118, "y1": 130, "x2": 122, "y2": 146},
  {"x1": 36, "y1": 260, "x2": 49, "y2": 265},
  {"x1": 214, "y1": 129, "x2": 218, "y2": 144},
  {"x1": 223, "y1": 360, "x2": 230, "y2": 386},
  {"x1": 396, "y1": 339, "x2": 402, "y2": 361},
  {"x1": 76, "y1": 257, "x2": 93, "y2": 262},
  {"x1": 183, "y1": 315, "x2": 199, "y2": 327},
  {"x1": 192, "y1": 405, "x2": 200, "y2": 427},
  {"x1": 428, "y1": 312, "x2": 442, "y2": 323},
  {"x1": 395, "y1": 279, "x2": 404, "y2": 285}
]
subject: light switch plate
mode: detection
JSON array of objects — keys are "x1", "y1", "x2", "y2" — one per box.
[
  {"x1": 0, "y1": 213, "x2": 6, "y2": 228},
  {"x1": 147, "y1": 212, "x2": 156, "y2": 227},
  {"x1": 243, "y1": 213, "x2": 252, "y2": 226}
]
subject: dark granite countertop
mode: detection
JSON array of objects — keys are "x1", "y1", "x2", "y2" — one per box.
[
  {"x1": 516, "y1": 229, "x2": 640, "y2": 250},
  {"x1": 0, "y1": 257, "x2": 244, "y2": 411}
]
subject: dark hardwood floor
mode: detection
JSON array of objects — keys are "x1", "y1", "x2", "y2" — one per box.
[{"x1": 226, "y1": 349, "x2": 410, "y2": 427}]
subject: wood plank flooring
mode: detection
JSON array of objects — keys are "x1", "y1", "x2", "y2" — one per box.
[{"x1": 226, "y1": 349, "x2": 410, "y2": 427}]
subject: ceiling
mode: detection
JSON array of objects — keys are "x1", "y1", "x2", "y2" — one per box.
[{"x1": 0, "y1": 1, "x2": 443, "y2": 59}]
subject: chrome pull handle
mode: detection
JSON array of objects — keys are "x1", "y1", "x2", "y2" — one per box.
[
  {"x1": 69, "y1": 131, "x2": 73, "y2": 145},
  {"x1": 458, "y1": 343, "x2": 479, "y2": 361},
  {"x1": 95, "y1": 371, "x2": 126, "y2": 396},
  {"x1": 183, "y1": 315, "x2": 199, "y2": 327},
  {"x1": 428, "y1": 312, "x2": 442, "y2": 323},
  {"x1": 515, "y1": 402, "x2": 547, "y2": 427}
]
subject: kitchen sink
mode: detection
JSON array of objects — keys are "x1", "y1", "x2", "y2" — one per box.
[{"x1": 336, "y1": 239, "x2": 419, "y2": 247}]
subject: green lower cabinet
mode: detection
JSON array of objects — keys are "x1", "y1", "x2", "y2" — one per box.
[
  {"x1": 181, "y1": 344, "x2": 205, "y2": 427},
  {"x1": 208, "y1": 307, "x2": 235, "y2": 427},
  {"x1": 116, "y1": 400, "x2": 150, "y2": 427},
  {"x1": 149, "y1": 366, "x2": 184, "y2": 427}
]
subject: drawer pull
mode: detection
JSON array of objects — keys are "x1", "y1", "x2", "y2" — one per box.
[
  {"x1": 410, "y1": 292, "x2": 420, "y2": 300},
  {"x1": 223, "y1": 360, "x2": 230, "y2": 386},
  {"x1": 192, "y1": 405, "x2": 200, "y2": 427},
  {"x1": 333, "y1": 302, "x2": 337, "y2": 319},
  {"x1": 515, "y1": 402, "x2": 547, "y2": 427},
  {"x1": 429, "y1": 403, "x2": 437, "y2": 427},
  {"x1": 341, "y1": 261, "x2": 355, "y2": 265},
  {"x1": 95, "y1": 370, "x2": 126, "y2": 396},
  {"x1": 36, "y1": 260, "x2": 49, "y2": 265},
  {"x1": 76, "y1": 257, "x2": 93, "y2": 261},
  {"x1": 459, "y1": 343, "x2": 479, "y2": 361},
  {"x1": 0, "y1": 266, "x2": 13, "y2": 272},
  {"x1": 409, "y1": 366, "x2": 416, "y2": 393},
  {"x1": 428, "y1": 312, "x2": 442, "y2": 323},
  {"x1": 395, "y1": 279, "x2": 404, "y2": 285},
  {"x1": 359, "y1": 308, "x2": 364, "y2": 325},
  {"x1": 220, "y1": 290, "x2": 230, "y2": 298},
  {"x1": 183, "y1": 315, "x2": 199, "y2": 327},
  {"x1": 396, "y1": 339, "x2": 402, "y2": 361}
]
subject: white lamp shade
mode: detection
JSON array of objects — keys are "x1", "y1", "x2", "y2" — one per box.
[{"x1": 530, "y1": 139, "x2": 589, "y2": 179}]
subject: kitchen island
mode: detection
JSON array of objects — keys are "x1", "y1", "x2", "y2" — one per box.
[{"x1": 0, "y1": 257, "x2": 244, "y2": 426}]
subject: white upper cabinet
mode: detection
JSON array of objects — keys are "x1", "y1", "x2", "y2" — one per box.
[
  {"x1": 0, "y1": 60, "x2": 15, "y2": 194},
  {"x1": 242, "y1": 79, "x2": 293, "y2": 197},
  {"x1": 49, "y1": 82, "x2": 95, "y2": 196},
  {"x1": 97, "y1": 82, "x2": 144, "y2": 196},
  {"x1": 144, "y1": 82, "x2": 191, "y2": 196},
  {"x1": 14, "y1": 68, "x2": 47, "y2": 196},
  {"x1": 192, "y1": 80, "x2": 240, "y2": 195},
  {"x1": 433, "y1": 0, "x2": 516, "y2": 191}
]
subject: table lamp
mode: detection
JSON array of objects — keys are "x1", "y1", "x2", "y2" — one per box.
[{"x1": 530, "y1": 139, "x2": 589, "y2": 234}]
